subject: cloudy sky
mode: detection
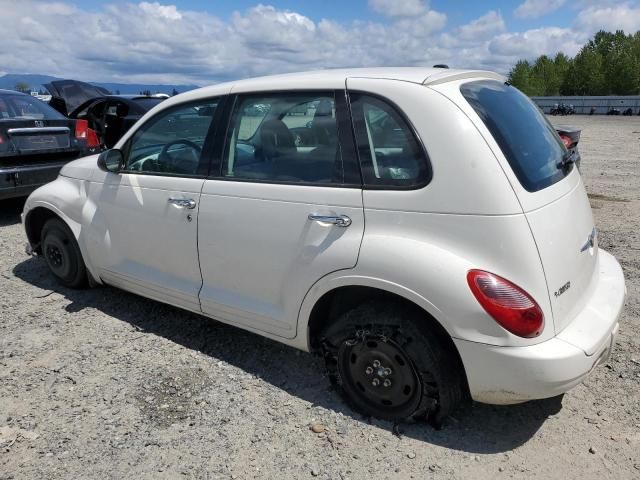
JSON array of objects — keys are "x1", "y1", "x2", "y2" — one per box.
[{"x1": 1, "y1": 0, "x2": 639, "y2": 85}]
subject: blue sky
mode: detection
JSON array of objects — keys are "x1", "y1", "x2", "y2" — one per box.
[
  {"x1": 1, "y1": 0, "x2": 639, "y2": 84},
  {"x1": 77, "y1": 0, "x2": 576, "y2": 30}
]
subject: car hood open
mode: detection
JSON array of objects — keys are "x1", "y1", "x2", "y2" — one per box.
[{"x1": 45, "y1": 80, "x2": 110, "y2": 116}]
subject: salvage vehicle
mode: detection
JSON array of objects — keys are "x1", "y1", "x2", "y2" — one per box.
[
  {"x1": 46, "y1": 80, "x2": 165, "y2": 149},
  {"x1": 22, "y1": 68, "x2": 626, "y2": 425},
  {"x1": 555, "y1": 126, "x2": 582, "y2": 168},
  {"x1": 0, "y1": 89, "x2": 99, "y2": 200}
]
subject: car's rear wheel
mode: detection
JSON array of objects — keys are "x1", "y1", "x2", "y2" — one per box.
[
  {"x1": 321, "y1": 302, "x2": 466, "y2": 426},
  {"x1": 41, "y1": 218, "x2": 87, "y2": 288}
]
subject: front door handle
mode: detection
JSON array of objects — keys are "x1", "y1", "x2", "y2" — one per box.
[
  {"x1": 308, "y1": 214, "x2": 352, "y2": 227},
  {"x1": 168, "y1": 198, "x2": 197, "y2": 209}
]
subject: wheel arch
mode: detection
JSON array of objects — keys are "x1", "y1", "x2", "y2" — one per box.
[
  {"x1": 301, "y1": 276, "x2": 456, "y2": 354},
  {"x1": 24, "y1": 203, "x2": 80, "y2": 254},
  {"x1": 303, "y1": 280, "x2": 470, "y2": 399}
]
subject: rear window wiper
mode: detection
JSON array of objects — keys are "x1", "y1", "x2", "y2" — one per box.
[{"x1": 557, "y1": 150, "x2": 577, "y2": 169}]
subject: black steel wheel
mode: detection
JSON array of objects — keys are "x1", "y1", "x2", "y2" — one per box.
[
  {"x1": 41, "y1": 218, "x2": 87, "y2": 288},
  {"x1": 337, "y1": 334, "x2": 423, "y2": 419},
  {"x1": 322, "y1": 302, "x2": 467, "y2": 425}
]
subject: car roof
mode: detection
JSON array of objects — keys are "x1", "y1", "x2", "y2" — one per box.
[
  {"x1": 229, "y1": 67, "x2": 503, "y2": 87},
  {"x1": 163, "y1": 67, "x2": 504, "y2": 109},
  {"x1": 0, "y1": 89, "x2": 28, "y2": 96}
]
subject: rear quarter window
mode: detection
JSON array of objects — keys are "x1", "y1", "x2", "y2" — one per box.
[
  {"x1": 350, "y1": 93, "x2": 431, "y2": 188},
  {"x1": 460, "y1": 80, "x2": 570, "y2": 192}
]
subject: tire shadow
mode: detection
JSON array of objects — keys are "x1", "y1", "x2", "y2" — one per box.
[
  {"x1": 0, "y1": 198, "x2": 26, "y2": 227},
  {"x1": 13, "y1": 255, "x2": 561, "y2": 453}
]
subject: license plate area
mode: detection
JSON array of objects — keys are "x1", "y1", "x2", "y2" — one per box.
[{"x1": 14, "y1": 134, "x2": 70, "y2": 151}]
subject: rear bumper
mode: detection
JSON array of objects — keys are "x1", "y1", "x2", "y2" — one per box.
[
  {"x1": 455, "y1": 249, "x2": 626, "y2": 404},
  {"x1": 0, "y1": 162, "x2": 67, "y2": 200}
]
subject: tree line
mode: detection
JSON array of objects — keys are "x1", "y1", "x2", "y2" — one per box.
[{"x1": 508, "y1": 30, "x2": 640, "y2": 96}]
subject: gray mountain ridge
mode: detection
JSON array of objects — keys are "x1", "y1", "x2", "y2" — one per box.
[{"x1": 0, "y1": 73, "x2": 199, "y2": 95}]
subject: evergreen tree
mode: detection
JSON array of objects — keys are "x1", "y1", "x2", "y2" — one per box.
[
  {"x1": 511, "y1": 29, "x2": 640, "y2": 96},
  {"x1": 14, "y1": 82, "x2": 30, "y2": 93},
  {"x1": 508, "y1": 60, "x2": 533, "y2": 94}
]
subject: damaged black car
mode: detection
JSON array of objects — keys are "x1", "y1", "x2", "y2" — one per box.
[
  {"x1": 46, "y1": 80, "x2": 165, "y2": 149},
  {"x1": 0, "y1": 89, "x2": 99, "y2": 201}
]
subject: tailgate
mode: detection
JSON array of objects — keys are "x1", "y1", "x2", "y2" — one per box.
[
  {"x1": 456, "y1": 80, "x2": 602, "y2": 336},
  {"x1": 525, "y1": 177, "x2": 598, "y2": 333}
]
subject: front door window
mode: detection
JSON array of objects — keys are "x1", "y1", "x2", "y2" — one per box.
[{"x1": 125, "y1": 101, "x2": 219, "y2": 176}]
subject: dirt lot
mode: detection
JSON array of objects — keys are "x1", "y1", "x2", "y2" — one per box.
[{"x1": 0, "y1": 115, "x2": 639, "y2": 479}]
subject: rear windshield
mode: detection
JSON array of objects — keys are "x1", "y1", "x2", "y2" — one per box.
[
  {"x1": 133, "y1": 97, "x2": 165, "y2": 112},
  {"x1": 461, "y1": 80, "x2": 570, "y2": 192},
  {"x1": 0, "y1": 93, "x2": 66, "y2": 121}
]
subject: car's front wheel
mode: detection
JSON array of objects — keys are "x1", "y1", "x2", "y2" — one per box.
[
  {"x1": 41, "y1": 217, "x2": 87, "y2": 288},
  {"x1": 321, "y1": 302, "x2": 467, "y2": 426}
]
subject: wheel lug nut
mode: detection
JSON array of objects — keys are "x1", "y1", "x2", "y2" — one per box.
[
  {"x1": 384, "y1": 368, "x2": 392, "y2": 376},
  {"x1": 372, "y1": 360, "x2": 381, "y2": 368},
  {"x1": 365, "y1": 366, "x2": 373, "y2": 375},
  {"x1": 372, "y1": 378, "x2": 380, "y2": 387},
  {"x1": 383, "y1": 379, "x2": 391, "y2": 388}
]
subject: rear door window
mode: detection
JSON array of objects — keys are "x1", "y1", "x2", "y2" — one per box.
[
  {"x1": 222, "y1": 92, "x2": 351, "y2": 185},
  {"x1": 461, "y1": 80, "x2": 570, "y2": 192}
]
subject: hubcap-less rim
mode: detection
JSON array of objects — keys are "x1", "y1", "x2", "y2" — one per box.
[
  {"x1": 339, "y1": 336, "x2": 421, "y2": 413},
  {"x1": 46, "y1": 245, "x2": 64, "y2": 267},
  {"x1": 43, "y1": 235, "x2": 70, "y2": 279}
]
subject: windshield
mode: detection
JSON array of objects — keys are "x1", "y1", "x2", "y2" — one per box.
[
  {"x1": 461, "y1": 80, "x2": 570, "y2": 192},
  {"x1": 0, "y1": 93, "x2": 66, "y2": 121}
]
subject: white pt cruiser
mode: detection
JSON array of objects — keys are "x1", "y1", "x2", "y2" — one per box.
[{"x1": 22, "y1": 68, "x2": 626, "y2": 425}]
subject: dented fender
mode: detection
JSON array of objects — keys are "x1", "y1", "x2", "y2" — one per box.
[{"x1": 22, "y1": 176, "x2": 103, "y2": 284}]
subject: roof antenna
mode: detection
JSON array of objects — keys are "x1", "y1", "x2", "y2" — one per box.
[{"x1": 433, "y1": 64, "x2": 449, "y2": 69}]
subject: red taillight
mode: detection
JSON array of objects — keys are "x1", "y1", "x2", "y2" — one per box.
[
  {"x1": 86, "y1": 128, "x2": 99, "y2": 147},
  {"x1": 75, "y1": 119, "x2": 89, "y2": 139},
  {"x1": 559, "y1": 134, "x2": 572, "y2": 149},
  {"x1": 75, "y1": 119, "x2": 100, "y2": 148},
  {"x1": 467, "y1": 270, "x2": 544, "y2": 338}
]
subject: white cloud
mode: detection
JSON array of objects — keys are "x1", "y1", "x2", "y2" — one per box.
[
  {"x1": 368, "y1": 0, "x2": 427, "y2": 18},
  {"x1": 514, "y1": 0, "x2": 566, "y2": 19},
  {"x1": 394, "y1": 10, "x2": 447, "y2": 37},
  {"x1": 0, "y1": 0, "x2": 636, "y2": 86},
  {"x1": 456, "y1": 11, "x2": 505, "y2": 42},
  {"x1": 575, "y1": 4, "x2": 640, "y2": 34},
  {"x1": 489, "y1": 27, "x2": 584, "y2": 59},
  {"x1": 139, "y1": 2, "x2": 182, "y2": 20}
]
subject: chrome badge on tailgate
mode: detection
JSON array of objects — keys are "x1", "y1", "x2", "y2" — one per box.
[
  {"x1": 580, "y1": 227, "x2": 598, "y2": 253},
  {"x1": 554, "y1": 281, "x2": 571, "y2": 298}
]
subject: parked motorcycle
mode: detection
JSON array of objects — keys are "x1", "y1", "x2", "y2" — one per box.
[{"x1": 550, "y1": 103, "x2": 575, "y2": 115}]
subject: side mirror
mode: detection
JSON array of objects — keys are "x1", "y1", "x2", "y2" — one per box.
[{"x1": 97, "y1": 149, "x2": 123, "y2": 173}]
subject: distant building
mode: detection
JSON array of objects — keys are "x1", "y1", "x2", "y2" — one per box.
[
  {"x1": 30, "y1": 90, "x2": 52, "y2": 102},
  {"x1": 532, "y1": 96, "x2": 640, "y2": 115}
]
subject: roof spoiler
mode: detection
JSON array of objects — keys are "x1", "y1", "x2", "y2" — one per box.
[{"x1": 423, "y1": 70, "x2": 505, "y2": 86}]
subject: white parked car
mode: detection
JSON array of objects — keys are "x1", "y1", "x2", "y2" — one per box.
[{"x1": 22, "y1": 68, "x2": 626, "y2": 425}]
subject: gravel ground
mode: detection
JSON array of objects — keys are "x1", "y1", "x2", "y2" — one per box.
[{"x1": 0, "y1": 115, "x2": 639, "y2": 480}]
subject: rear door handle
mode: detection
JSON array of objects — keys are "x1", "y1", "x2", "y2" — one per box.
[
  {"x1": 308, "y1": 214, "x2": 352, "y2": 227},
  {"x1": 168, "y1": 198, "x2": 197, "y2": 209}
]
